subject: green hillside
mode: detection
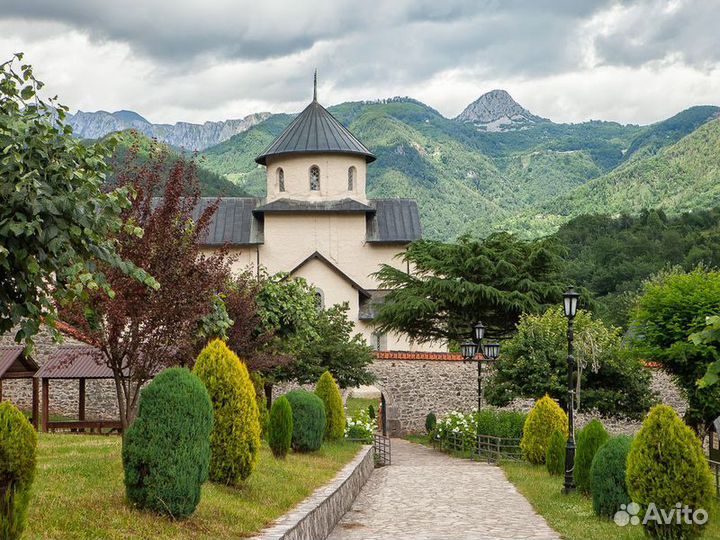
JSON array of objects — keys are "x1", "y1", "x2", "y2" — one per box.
[
  {"x1": 202, "y1": 98, "x2": 651, "y2": 239},
  {"x1": 109, "y1": 130, "x2": 249, "y2": 197},
  {"x1": 533, "y1": 118, "x2": 720, "y2": 223},
  {"x1": 552, "y1": 207, "x2": 720, "y2": 328}
]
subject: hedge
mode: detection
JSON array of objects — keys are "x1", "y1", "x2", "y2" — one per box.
[
  {"x1": 123, "y1": 368, "x2": 213, "y2": 518},
  {"x1": 520, "y1": 395, "x2": 568, "y2": 465},
  {"x1": 590, "y1": 436, "x2": 632, "y2": 518},
  {"x1": 0, "y1": 402, "x2": 37, "y2": 540},
  {"x1": 546, "y1": 430, "x2": 566, "y2": 476},
  {"x1": 285, "y1": 390, "x2": 326, "y2": 452},
  {"x1": 315, "y1": 371, "x2": 345, "y2": 440},
  {"x1": 574, "y1": 419, "x2": 609, "y2": 494},
  {"x1": 194, "y1": 339, "x2": 261, "y2": 485},
  {"x1": 627, "y1": 405, "x2": 715, "y2": 540},
  {"x1": 268, "y1": 396, "x2": 293, "y2": 458}
]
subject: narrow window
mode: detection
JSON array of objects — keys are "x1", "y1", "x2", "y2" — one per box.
[
  {"x1": 309, "y1": 165, "x2": 320, "y2": 191},
  {"x1": 348, "y1": 166, "x2": 356, "y2": 191},
  {"x1": 314, "y1": 289, "x2": 325, "y2": 311},
  {"x1": 277, "y1": 167, "x2": 285, "y2": 192},
  {"x1": 372, "y1": 332, "x2": 387, "y2": 351}
]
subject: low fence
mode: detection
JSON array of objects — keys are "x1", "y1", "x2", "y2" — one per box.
[
  {"x1": 346, "y1": 432, "x2": 391, "y2": 467},
  {"x1": 436, "y1": 431, "x2": 522, "y2": 464},
  {"x1": 709, "y1": 459, "x2": 720, "y2": 499}
]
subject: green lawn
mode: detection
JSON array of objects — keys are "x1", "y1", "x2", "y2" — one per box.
[
  {"x1": 26, "y1": 433, "x2": 360, "y2": 540},
  {"x1": 345, "y1": 397, "x2": 379, "y2": 417},
  {"x1": 501, "y1": 461, "x2": 720, "y2": 540}
]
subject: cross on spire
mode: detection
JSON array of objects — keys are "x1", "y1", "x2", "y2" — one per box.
[{"x1": 313, "y1": 69, "x2": 317, "y2": 101}]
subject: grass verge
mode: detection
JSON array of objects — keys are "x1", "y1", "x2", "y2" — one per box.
[
  {"x1": 27, "y1": 433, "x2": 360, "y2": 540},
  {"x1": 345, "y1": 397, "x2": 379, "y2": 417},
  {"x1": 501, "y1": 461, "x2": 720, "y2": 540}
]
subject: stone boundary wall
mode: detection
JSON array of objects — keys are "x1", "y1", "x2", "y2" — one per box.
[
  {"x1": 253, "y1": 445, "x2": 374, "y2": 540},
  {"x1": 368, "y1": 357, "x2": 688, "y2": 437},
  {"x1": 0, "y1": 326, "x2": 118, "y2": 420}
]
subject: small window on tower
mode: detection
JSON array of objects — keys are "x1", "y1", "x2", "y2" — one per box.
[
  {"x1": 314, "y1": 288, "x2": 325, "y2": 311},
  {"x1": 348, "y1": 166, "x2": 356, "y2": 191},
  {"x1": 277, "y1": 168, "x2": 285, "y2": 192},
  {"x1": 309, "y1": 165, "x2": 320, "y2": 191}
]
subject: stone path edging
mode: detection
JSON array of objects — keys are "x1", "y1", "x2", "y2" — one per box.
[{"x1": 253, "y1": 445, "x2": 375, "y2": 540}]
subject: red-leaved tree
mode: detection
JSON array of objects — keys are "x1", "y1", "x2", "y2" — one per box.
[{"x1": 61, "y1": 139, "x2": 231, "y2": 428}]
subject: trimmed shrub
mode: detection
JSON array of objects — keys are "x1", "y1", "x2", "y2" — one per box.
[
  {"x1": 315, "y1": 371, "x2": 346, "y2": 440},
  {"x1": 368, "y1": 404, "x2": 376, "y2": 419},
  {"x1": 268, "y1": 396, "x2": 293, "y2": 458},
  {"x1": 250, "y1": 371, "x2": 269, "y2": 437},
  {"x1": 546, "y1": 430, "x2": 566, "y2": 476},
  {"x1": 590, "y1": 435, "x2": 632, "y2": 518},
  {"x1": 193, "y1": 339, "x2": 261, "y2": 485},
  {"x1": 627, "y1": 405, "x2": 715, "y2": 540},
  {"x1": 425, "y1": 412, "x2": 437, "y2": 434},
  {"x1": 520, "y1": 395, "x2": 568, "y2": 465},
  {"x1": 0, "y1": 402, "x2": 37, "y2": 540},
  {"x1": 574, "y1": 419, "x2": 609, "y2": 494},
  {"x1": 285, "y1": 390, "x2": 326, "y2": 452},
  {"x1": 123, "y1": 368, "x2": 213, "y2": 518}
]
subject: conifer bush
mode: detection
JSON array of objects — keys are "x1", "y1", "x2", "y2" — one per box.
[
  {"x1": 268, "y1": 396, "x2": 293, "y2": 458},
  {"x1": 193, "y1": 339, "x2": 261, "y2": 485},
  {"x1": 315, "y1": 371, "x2": 345, "y2": 440},
  {"x1": 285, "y1": 390, "x2": 326, "y2": 452},
  {"x1": 250, "y1": 371, "x2": 269, "y2": 437},
  {"x1": 425, "y1": 412, "x2": 437, "y2": 434},
  {"x1": 590, "y1": 435, "x2": 632, "y2": 518},
  {"x1": 520, "y1": 395, "x2": 568, "y2": 465},
  {"x1": 123, "y1": 368, "x2": 213, "y2": 518},
  {"x1": 627, "y1": 405, "x2": 714, "y2": 540},
  {"x1": 368, "y1": 404, "x2": 376, "y2": 419},
  {"x1": 574, "y1": 419, "x2": 609, "y2": 494},
  {"x1": 0, "y1": 402, "x2": 37, "y2": 540},
  {"x1": 546, "y1": 430, "x2": 566, "y2": 476}
]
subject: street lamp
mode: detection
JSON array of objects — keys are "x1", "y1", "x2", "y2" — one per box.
[
  {"x1": 463, "y1": 322, "x2": 499, "y2": 412},
  {"x1": 563, "y1": 287, "x2": 580, "y2": 495}
]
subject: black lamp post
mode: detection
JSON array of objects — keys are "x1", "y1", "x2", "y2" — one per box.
[
  {"x1": 461, "y1": 322, "x2": 500, "y2": 412},
  {"x1": 562, "y1": 287, "x2": 580, "y2": 495}
]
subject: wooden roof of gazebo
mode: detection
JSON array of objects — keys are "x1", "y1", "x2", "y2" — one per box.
[{"x1": 0, "y1": 346, "x2": 39, "y2": 378}]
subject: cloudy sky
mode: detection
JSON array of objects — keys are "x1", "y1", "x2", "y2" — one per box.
[{"x1": 1, "y1": 0, "x2": 719, "y2": 125}]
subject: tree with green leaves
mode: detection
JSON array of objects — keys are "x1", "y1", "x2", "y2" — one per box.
[
  {"x1": 275, "y1": 303, "x2": 375, "y2": 389},
  {"x1": 692, "y1": 315, "x2": 720, "y2": 387},
  {"x1": 372, "y1": 233, "x2": 565, "y2": 342},
  {"x1": 486, "y1": 307, "x2": 653, "y2": 418},
  {"x1": 0, "y1": 54, "x2": 154, "y2": 343},
  {"x1": 631, "y1": 266, "x2": 720, "y2": 434}
]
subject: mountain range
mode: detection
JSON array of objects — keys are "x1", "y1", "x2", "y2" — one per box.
[{"x1": 70, "y1": 91, "x2": 720, "y2": 240}]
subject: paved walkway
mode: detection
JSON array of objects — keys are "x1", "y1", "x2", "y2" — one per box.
[{"x1": 328, "y1": 439, "x2": 557, "y2": 540}]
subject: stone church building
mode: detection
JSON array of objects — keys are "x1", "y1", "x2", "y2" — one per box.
[{"x1": 195, "y1": 87, "x2": 440, "y2": 352}]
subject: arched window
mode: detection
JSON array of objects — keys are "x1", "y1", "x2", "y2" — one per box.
[
  {"x1": 309, "y1": 165, "x2": 320, "y2": 191},
  {"x1": 277, "y1": 167, "x2": 285, "y2": 192},
  {"x1": 348, "y1": 166, "x2": 356, "y2": 191},
  {"x1": 314, "y1": 288, "x2": 325, "y2": 311}
]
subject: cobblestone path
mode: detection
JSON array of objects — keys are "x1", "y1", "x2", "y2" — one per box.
[{"x1": 328, "y1": 439, "x2": 557, "y2": 540}]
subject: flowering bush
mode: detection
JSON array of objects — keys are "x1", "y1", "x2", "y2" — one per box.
[
  {"x1": 435, "y1": 409, "x2": 527, "y2": 453},
  {"x1": 345, "y1": 409, "x2": 375, "y2": 443}
]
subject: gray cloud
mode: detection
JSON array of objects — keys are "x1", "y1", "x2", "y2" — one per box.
[
  {"x1": 591, "y1": 0, "x2": 720, "y2": 69},
  {"x1": 1, "y1": 0, "x2": 718, "y2": 125}
]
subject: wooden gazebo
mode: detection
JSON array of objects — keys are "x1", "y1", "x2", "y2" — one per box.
[
  {"x1": 0, "y1": 346, "x2": 40, "y2": 429},
  {"x1": 34, "y1": 346, "x2": 122, "y2": 434}
]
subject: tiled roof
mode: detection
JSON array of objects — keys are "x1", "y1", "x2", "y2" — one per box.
[
  {"x1": 366, "y1": 199, "x2": 422, "y2": 243},
  {"x1": 255, "y1": 99, "x2": 375, "y2": 165}
]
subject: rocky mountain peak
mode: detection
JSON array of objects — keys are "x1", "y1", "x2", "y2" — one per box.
[{"x1": 455, "y1": 89, "x2": 546, "y2": 131}]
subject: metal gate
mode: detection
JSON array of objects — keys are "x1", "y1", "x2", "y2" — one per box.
[{"x1": 374, "y1": 433, "x2": 391, "y2": 466}]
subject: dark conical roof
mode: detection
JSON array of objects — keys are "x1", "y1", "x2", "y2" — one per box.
[{"x1": 255, "y1": 99, "x2": 375, "y2": 165}]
